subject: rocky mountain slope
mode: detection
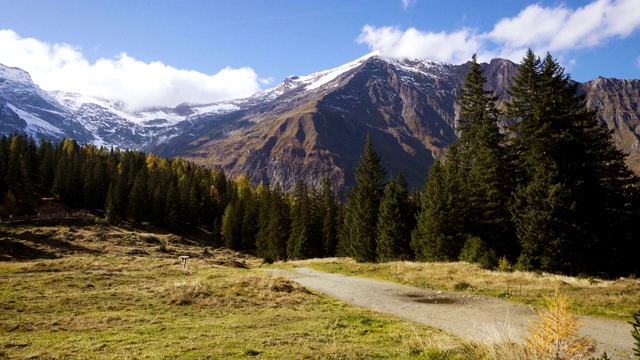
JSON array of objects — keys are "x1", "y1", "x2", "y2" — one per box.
[{"x1": 1, "y1": 56, "x2": 639, "y2": 193}]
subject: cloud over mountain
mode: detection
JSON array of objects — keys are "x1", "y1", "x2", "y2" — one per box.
[
  {"x1": 358, "y1": 0, "x2": 640, "y2": 65},
  {"x1": 0, "y1": 29, "x2": 262, "y2": 110}
]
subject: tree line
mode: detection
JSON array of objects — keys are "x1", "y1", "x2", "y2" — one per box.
[{"x1": 1, "y1": 50, "x2": 638, "y2": 277}]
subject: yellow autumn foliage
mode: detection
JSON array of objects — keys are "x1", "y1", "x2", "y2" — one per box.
[{"x1": 525, "y1": 283, "x2": 596, "y2": 360}]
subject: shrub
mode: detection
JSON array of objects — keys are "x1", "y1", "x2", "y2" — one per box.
[
  {"x1": 459, "y1": 236, "x2": 498, "y2": 270},
  {"x1": 498, "y1": 256, "x2": 513, "y2": 272},
  {"x1": 525, "y1": 284, "x2": 596, "y2": 360}
]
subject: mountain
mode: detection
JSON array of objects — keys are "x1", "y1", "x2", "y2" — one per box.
[
  {"x1": 0, "y1": 64, "x2": 247, "y2": 149},
  {"x1": 580, "y1": 77, "x2": 640, "y2": 172},
  {"x1": 2, "y1": 56, "x2": 639, "y2": 194}
]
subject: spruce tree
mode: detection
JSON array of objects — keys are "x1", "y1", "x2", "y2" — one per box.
[
  {"x1": 288, "y1": 179, "x2": 322, "y2": 259},
  {"x1": 266, "y1": 183, "x2": 291, "y2": 261},
  {"x1": 320, "y1": 177, "x2": 339, "y2": 257},
  {"x1": 507, "y1": 50, "x2": 640, "y2": 276},
  {"x1": 343, "y1": 134, "x2": 386, "y2": 262},
  {"x1": 0, "y1": 135, "x2": 9, "y2": 203},
  {"x1": 165, "y1": 179, "x2": 183, "y2": 231},
  {"x1": 376, "y1": 172, "x2": 413, "y2": 262},
  {"x1": 411, "y1": 154, "x2": 466, "y2": 261},
  {"x1": 128, "y1": 167, "x2": 149, "y2": 224},
  {"x1": 457, "y1": 54, "x2": 517, "y2": 260}
]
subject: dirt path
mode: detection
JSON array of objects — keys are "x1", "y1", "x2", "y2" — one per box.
[{"x1": 265, "y1": 267, "x2": 635, "y2": 358}]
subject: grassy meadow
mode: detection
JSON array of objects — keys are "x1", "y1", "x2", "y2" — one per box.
[
  {"x1": 1, "y1": 221, "x2": 638, "y2": 359},
  {"x1": 0, "y1": 222, "x2": 477, "y2": 359}
]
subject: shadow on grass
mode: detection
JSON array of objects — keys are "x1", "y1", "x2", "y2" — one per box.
[{"x1": 0, "y1": 240, "x2": 60, "y2": 261}]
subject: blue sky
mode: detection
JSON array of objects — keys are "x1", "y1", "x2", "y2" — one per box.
[{"x1": 0, "y1": 0, "x2": 639, "y2": 109}]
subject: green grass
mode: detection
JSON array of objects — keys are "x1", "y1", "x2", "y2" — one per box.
[{"x1": 0, "y1": 252, "x2": 469, "y2": 358}]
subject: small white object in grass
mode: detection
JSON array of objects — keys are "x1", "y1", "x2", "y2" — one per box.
[{"x1": 179, "y1": 256, "x2": 189, "y2": 268}]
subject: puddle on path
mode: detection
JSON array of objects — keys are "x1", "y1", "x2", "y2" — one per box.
[{"x1": 401, "y1": 293, "x2": 456, "y2": 304}]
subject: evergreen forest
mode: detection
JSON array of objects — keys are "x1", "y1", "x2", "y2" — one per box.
[{"x1": 1, "y1": 50, "x2": 638, "y2": 277}]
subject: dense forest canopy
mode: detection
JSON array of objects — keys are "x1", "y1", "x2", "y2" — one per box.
[{"x1": 1, "y1": 50, "x2": 638, "y2": 277}]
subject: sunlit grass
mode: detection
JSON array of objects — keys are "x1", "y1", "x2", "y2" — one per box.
[
  {"x1": 1, "y1": 226, "x2": 469, "y2": 359},
  {"x1": 4, "y1": 223, "x2": 634, "y2": 358}
]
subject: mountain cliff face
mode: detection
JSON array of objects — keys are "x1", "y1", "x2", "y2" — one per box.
[
  {"x1": 1, "y1": 56, "x2": 639, "y2": 193},
  {"x1": 149, "y1": 56, "x2": 520, "y2": 192},
  {"x1": 580, "y1": 78, "x2": 640, "y2": 172}
]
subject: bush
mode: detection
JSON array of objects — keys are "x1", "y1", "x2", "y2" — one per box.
[
  {"x1": 525, "y1": 284, "x2": 596, "y2": 359},
  {"x1": 459, "y1": 236, "x2": 498, "y2": 270},
  {"x1": 498, "y1": 256, "x2": 513, "y2": 272}
]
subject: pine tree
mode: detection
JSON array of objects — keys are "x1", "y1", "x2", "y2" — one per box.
[
  {"x1": 128, "y1": 167, "x2": 149, "y2": 223},
  {"x1": 165, "y1": 179, "x2": 182, "y2": 231},
  {"x1": 457, "y1": 54, "x2": 517, "y2": 260},
  {"x1": 0, "y1": 135, "x2": 10, "y2": 203},
  {"x1": 507, "y1": 50, "x2": 640, "y2": 275},
  {"x1": 320, "y1": 177, "x2": 340, "y2": 257},
  {"x1": 343, "y1": 134, "x2": 387, "y2": 262},
  {"x1": 288, "y1": 179, "x2": 322, "y2": 259},
  {"x1": 37, "y1": 139, "x2": 55, "y2": 196},
  {"x1": 105, "y1": 178, "x2": 125, "y2": 224},
  {"x1": 151, "y1": 184, "x2": 167, "y2": 226},
  {"x1": 411, "y1": 154, "x2": 466, "y2": 261},
  {"x1": 525, "y1": 284, "x2": 596, "y2": 359},
  {"x1": 376, "y1": 172, "x2": 413, "y2": 262}
]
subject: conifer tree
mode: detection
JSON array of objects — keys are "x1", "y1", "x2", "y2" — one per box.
[
  {"x1": 128, "y1": 167, "x2": 149, "y2": 224},
  {"x1": 288, "y1": 179, "x2": 322, "y2": 259},
  {"x1": 320, "y1": 177, "x2": 340, "y2": 257},
  {"x1": 411, "y1": 153, "x2": 466, "y2": 261},
  {"x1": 507, "y1": 50, "x2": 640, "y2": 275},
  {"x1": 151, "y1": 184, "x2": 166, "y2": 226},
  {"x1": 343, "y1": 134, "x2": 386, "y2": 262},
  {"x1": 376, "y1": 172, "x2": 413, "y2": 262},
  {"x1": 0, "y1": 135, "x2": 10, "y2": 203},
  {"x1": 457, "y1": 54, "x2": 517, "y2": 260},
  {"x1": 165, "y1": 179, "x2": 183, "y2": 231},
  {"x1": 37, "y1": 139, "x2": 55, "y2": 195},
  {"x1": 105, "y1": 177, "x2": 126, "y2": 224}
]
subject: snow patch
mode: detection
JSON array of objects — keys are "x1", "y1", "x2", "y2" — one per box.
[{"x1": 6, "y1": 103, "x2": 63, "y2": 136}]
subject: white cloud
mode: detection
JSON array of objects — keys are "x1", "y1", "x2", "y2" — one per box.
[
  {"x1": 488, "y1": 0, "x2": 640, "y2": 59},
  {"x1": 0, "y1": 29, "x2": 262, "y2": 110},
  {"x1": 358, "y1": 0, "x2": 640, "y2": 65},
  {"x1": 401, "y1": 0, "x2": 416, "y2": 10},
  {"x1": 357, "y1": 25, "x2": 481, "y2": 64}
]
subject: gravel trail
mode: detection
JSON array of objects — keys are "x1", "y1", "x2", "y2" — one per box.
[{"x1": 265, "y1": 267, "x2": 634, "y2": 358}]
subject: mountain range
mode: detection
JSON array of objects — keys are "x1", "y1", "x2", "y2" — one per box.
[{"x1": 1, "y1": 53, "x2": 639, "y2": 194}]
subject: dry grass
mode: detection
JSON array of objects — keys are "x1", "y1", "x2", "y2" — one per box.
[
  {"x1": 1, "y1": 223, "x2": 472, "y2": 359},
  {"x1": 294, "y1": 258, "x2": 640, "y2": 320},
  {"x1": 3, "y1": 223, "x2": 633, "y2": 358}
]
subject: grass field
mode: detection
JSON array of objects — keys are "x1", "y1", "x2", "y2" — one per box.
[
  {"x1": 0, "y1": 222, "x2": 469, "y2": 359},
  {"x1": 1, "y1": 221, "x2": 637, "y2": 359}
]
